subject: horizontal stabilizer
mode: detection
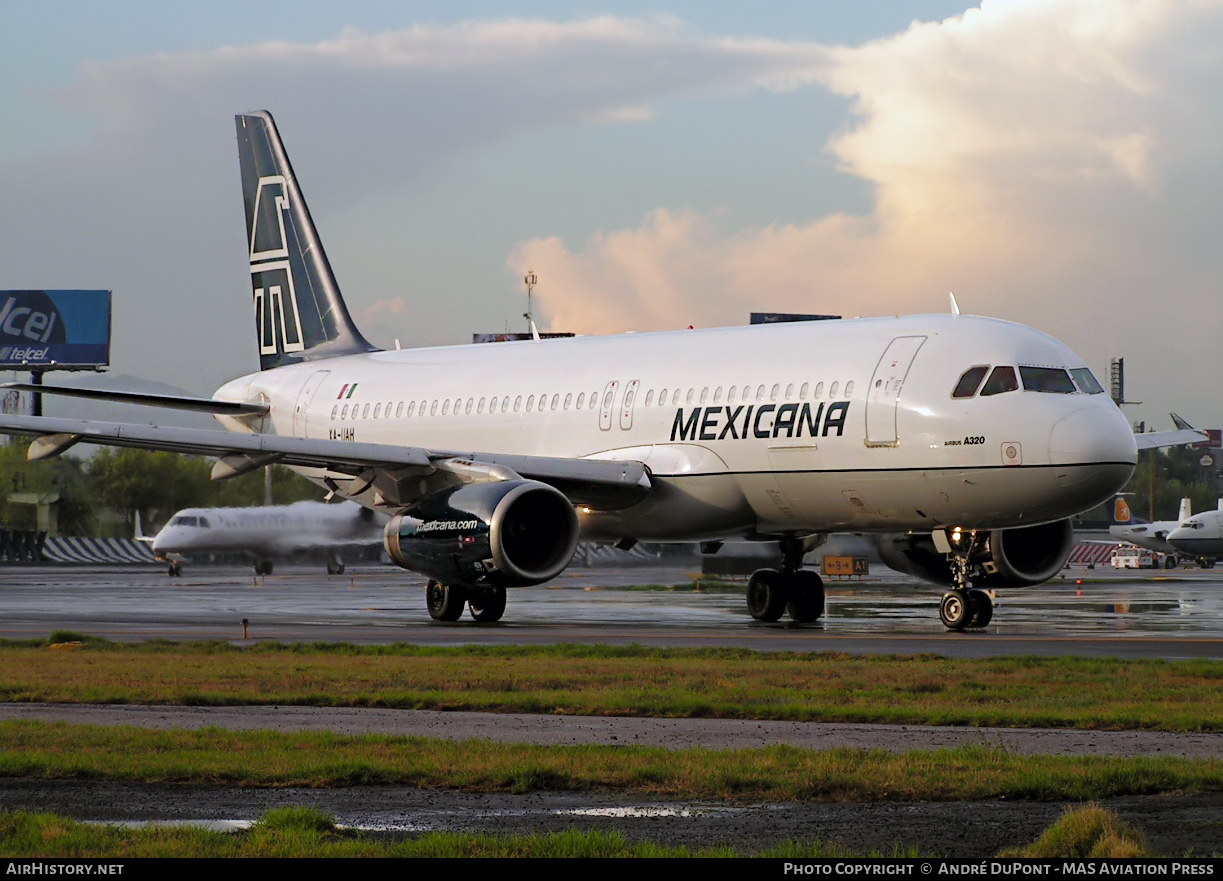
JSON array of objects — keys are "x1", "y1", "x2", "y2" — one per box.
[{"x1": 0, "y1": 383, "x2": 269, "y2": 416}]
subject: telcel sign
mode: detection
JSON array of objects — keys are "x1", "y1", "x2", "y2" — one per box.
[{"x1": 0, "y1": 290, "x2": 110, "y2": 370}]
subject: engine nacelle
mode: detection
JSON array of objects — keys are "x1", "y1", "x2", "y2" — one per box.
[
  {"x1": 877, "y1": 519, "x2": 1074, "y2": 588},
  {"x1": 384, "y1": 480, "x2": 579, "y2": 588}
]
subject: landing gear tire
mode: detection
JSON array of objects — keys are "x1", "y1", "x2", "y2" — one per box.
[
  {"x1": 326, "y1": 561, "x2": 345, "y2": 575},
  {"x1": 468, "y1": 587, "x2": 507, "y2": 623},
  {"x1": 167, "y1": 562, "x2": 182, "y2": 577},
  {"x1": 1165, "y1": 557, "x2": 1177, "y2": 570},
  {"x1": 255, "y1": 560, "x2": 273, "y2": 576},
  {"x1": 786, "y1": 571, "x2": 825, "y2": 623},
  {"x1": 968, "y1": 588, "x2": 993, "y2": 628},
  {"x1": 940, "y1": 590, "x2": 972, "y2": 631},
  {"x1": 747, "y1": 569, "x2": 787, "y2": 622},
  {"x1": 426, "y1": 581, "x2": 468, "y2": 621}
]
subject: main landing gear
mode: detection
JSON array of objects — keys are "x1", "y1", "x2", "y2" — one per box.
[
  {"x1": 426, "y1": 581, "x2": 507, "y2": 623},
  {"x1": 938, "y1": 528, "x2": 994, "y2": 631},
  {"x1": 746, "y1": 535, "x2": 825, "y2": 624}
]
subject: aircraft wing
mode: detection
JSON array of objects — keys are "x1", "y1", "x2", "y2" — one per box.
[
  {"x1": 1134, "y1": 429, "x2": 1208, "y2": 450},
  {"x1": 0, "y1": 414, "x2": 650, "y2": 510}
]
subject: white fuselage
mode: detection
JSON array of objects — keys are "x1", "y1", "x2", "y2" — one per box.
[
  {"x1": 212, "y1": 314, "x2": 1136, "y2": 540},
  {"x1": 152, "y1": 501, "x2": 383, "y2": 561},
  {"x1": 1168, "y1": 511, "x2": 1223, "y2": 559}
]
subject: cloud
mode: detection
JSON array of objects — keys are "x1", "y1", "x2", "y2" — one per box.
[
  {"x1": 0, "y1": 16, "x2": 834, "y2": 393},
  {"x1": 511, "y1": 0, "x2": 1223, "y2": 424}
]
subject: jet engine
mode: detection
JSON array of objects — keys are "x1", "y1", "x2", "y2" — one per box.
[
  {"x1": 384, "y1": 479, "x2": 579, "y2": 588},
  {"x1": 877, "y1": 519, "x2": 1074, "y2": 588}
]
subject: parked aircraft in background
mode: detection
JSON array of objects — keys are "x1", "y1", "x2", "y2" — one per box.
[
  {"x1": 1108, "y1": 496, "x2": 1192, "y2": 568},
  {"x1": 0, "y1": 111, "x2": 1199, "y2": 630},
  {"x1": 139, "y1": 501, "x2": 384, "y2": 576},
  {"x1": 1166, "y1": 503, "x2": 1223, "y2": 568}
]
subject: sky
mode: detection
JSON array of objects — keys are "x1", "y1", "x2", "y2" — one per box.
[{"x1": 1, "y1": 0, "x2": 1220, "y2": 433}]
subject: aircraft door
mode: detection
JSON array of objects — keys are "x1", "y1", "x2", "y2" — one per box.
[
  {"x1": 865, "y1": 336, "x2": 926, "y2": 447},
  {"x1": 598, "y1": 380, "x2": 619, "y2": 431},
  {"x1": 293, "y1": 370, "x2": 331, "y2": 436},
  {"x1": 620, "y1": 379, "x2": 640, "y2": 430}
]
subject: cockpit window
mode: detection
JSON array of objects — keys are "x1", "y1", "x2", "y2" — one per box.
[
  {"x1": 170, "y1": 515, "x2": 199, "y2": 527},
  {"x1": 1019, "y1": 366, "x2": 1076, "y2": 394},
  {"x1": 952, "y1": 366, "x2": 989, "y2": 399},
  {"x1": 980, "y1": 366, "x2": 1018, "y2": 396},
  {"x1": 1070, "y1": 367, "x2": 1105, "y2": 394}
]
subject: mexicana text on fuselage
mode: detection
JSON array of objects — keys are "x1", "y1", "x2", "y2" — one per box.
[{"x1": 670, "y1": 401, "x2": 850, "y2": 443}]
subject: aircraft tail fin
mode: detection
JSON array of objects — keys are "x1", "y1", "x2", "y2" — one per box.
[
  {"x1": 1114, "y1": 496, "x2": 1132, "y2": 524},
  {"x1": 1177, "y1": 497, "x2": 1192, "y2": 524},
  {"x1": 236, "y1": 111, "x2": 378, "y2": 371}
]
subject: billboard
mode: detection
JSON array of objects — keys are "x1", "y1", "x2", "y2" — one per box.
[
  {"x1": 0, "y1": 290, "x2": 111, "y2": 369},
  {"x1": 473, "y1": 332, "x2": 575, "y2": 343},
  {"x1": 750, "y1": 312, "x2": 841, "y2": 324}
]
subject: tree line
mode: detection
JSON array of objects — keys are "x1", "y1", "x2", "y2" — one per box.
[{"x1": 0, "y1": 440, "x2": 324, "y2": 536}]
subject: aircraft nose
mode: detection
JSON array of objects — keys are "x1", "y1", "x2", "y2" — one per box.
[{"x1": 1049, "y1": 404, "x2": 1136, "y2": 500}]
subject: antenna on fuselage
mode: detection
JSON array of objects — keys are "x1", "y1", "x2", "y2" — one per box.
[{"x1": 948, "y1": 292, "x2": 961, "y2": 316}]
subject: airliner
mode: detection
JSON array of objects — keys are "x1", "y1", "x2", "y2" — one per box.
[
  {"x1": 0, "y1": 111, "x2": 1193, "y2": 630},
  {"x1": 141, "y1": 500, "x2": 385, "y2": 576},
  {"x1": 1108, "y1": 496, "x2": 1193, "y2": 567},
  {"x1": 1165, "y1": 503, "x2": 1223, "y2": 567}
]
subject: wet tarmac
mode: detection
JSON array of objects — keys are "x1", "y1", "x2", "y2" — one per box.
[
  {"x1": 2, "y1": 562, "x2": 1222, "y2": 854},
  {"x1": 0, "y1": 562, "x2": 1221, "y2": 659}
]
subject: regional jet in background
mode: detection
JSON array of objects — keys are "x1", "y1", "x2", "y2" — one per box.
[
  {"x1": 138, "y1": 500, "x2": 385, "y2": 576},
  {"x1": 1165, "y1": 504, "x2": 1223, "y2": 568},
  {"x1": 0, "y1": 111, "x2": 1199, "y2": 630},
  {"x1": 1108, "y1": 496, "x2": 1194, "y2": 568}
]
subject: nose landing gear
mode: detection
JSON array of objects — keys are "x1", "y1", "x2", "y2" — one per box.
[{"x1": 938, "y1": 528, "x2": 994, "y2": 631}]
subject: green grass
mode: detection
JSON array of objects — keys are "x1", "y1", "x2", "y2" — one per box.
[
  {"x1": 0, "y1": 720, "x2": 1218, "y2": 802},
  {"x1": 0, "y1": 640, "x2": 1219, "y2": 731},
  {"x1": 999, "y1": 804, "x2": 1151, "y2": 857}
]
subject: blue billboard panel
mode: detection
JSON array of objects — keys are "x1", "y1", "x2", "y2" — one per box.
[{"x1": 0, "y1": 290, "x2": 111, "y2": 369}]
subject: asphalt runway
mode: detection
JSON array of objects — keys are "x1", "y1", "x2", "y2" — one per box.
[
  {"x1": 3, "y1": 561, "x2": 1222, "y2": 854},
  {"x1": 1, "y1": 561, "x2": 1222, "y2": 659}
]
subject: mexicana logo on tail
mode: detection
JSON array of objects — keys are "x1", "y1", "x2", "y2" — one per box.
[{"x1": 249, "y1": 174, "x2": 305, "y2": 357}]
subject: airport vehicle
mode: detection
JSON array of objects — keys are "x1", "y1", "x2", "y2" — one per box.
[
  {"x1": 1110, "y1": 544, "x2": 1162, "y2": 569},
  {"x1": 1165, "y1": 504, "x2": 1223, "y2": 568},
  {"x1": 0, "y1": 111, "x2": 1189, "y2": 630},
  {"x1": 140, "y1": 500, "x2": 384, "y2": 576},
  {"x1": 1108, "y1": 496, "x2": 1190, "y2": 568}
]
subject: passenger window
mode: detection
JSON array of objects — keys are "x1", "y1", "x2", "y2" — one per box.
[
  {"x1": 331, "y1": 405, "x2": 338, "y2": 420},
  {"x1": 659, "y1": 389, "x2": 668, "y2": 406},
  {"x1": 565, "y1": 393, "x2": 573, "y2": 409},
  {"x1": 362, "y1": 404, "x2": 370, "y2": 419},
  {"x1": 799, "y1": 382, "x2": 809, "y2": 399},
  {"x1": 952, "y1": 365, "x2": 989, "y2": 398},
  {"x1": 407, "y1": 402, "x2": 416, "y2": 417},
  {"x1": 1070, "y1": 368, "x2": 1105, "y2": 394},
  {"x1": 814, "y1": 382, "x2": 824, "y2": 399},
  {"x1": 576, "y1": 393, "x2": 585, "y2": 409},
  {"x1": 714, "y1": 387, "x2": 723, "y2": 404},
  {"x1": 980, "y1": 366, "x2": 1019, "y2": 396},
  {"x1": 373, "y1": 403, "x2": 381, "y2": 418},
  {"x1": 1020, "y1": 366, "x2": 1076, "y2": 394},
  {"x1": 643, "y1": 391, "x2": 653, "y2": 407},
  {"x1": 770, "y1": 384, "x2": 780, "y2": 401},
  {"x1": 396, "y1": 402, "x2": 404, "y2": 418},
  {"x1": 830, "y1": 382, "x2": 839, "y2": 398},
  {"x1": 845, "y1": 381, "x2": 854, "y2": 397}
]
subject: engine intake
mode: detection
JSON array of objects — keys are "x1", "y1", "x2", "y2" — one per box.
[
  {"x1": 384, "y1": 480, "x2": 579, "y2": 588},
  {"x1": 877, "y1": 519, "x2": 1074, "y2": 588}
]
